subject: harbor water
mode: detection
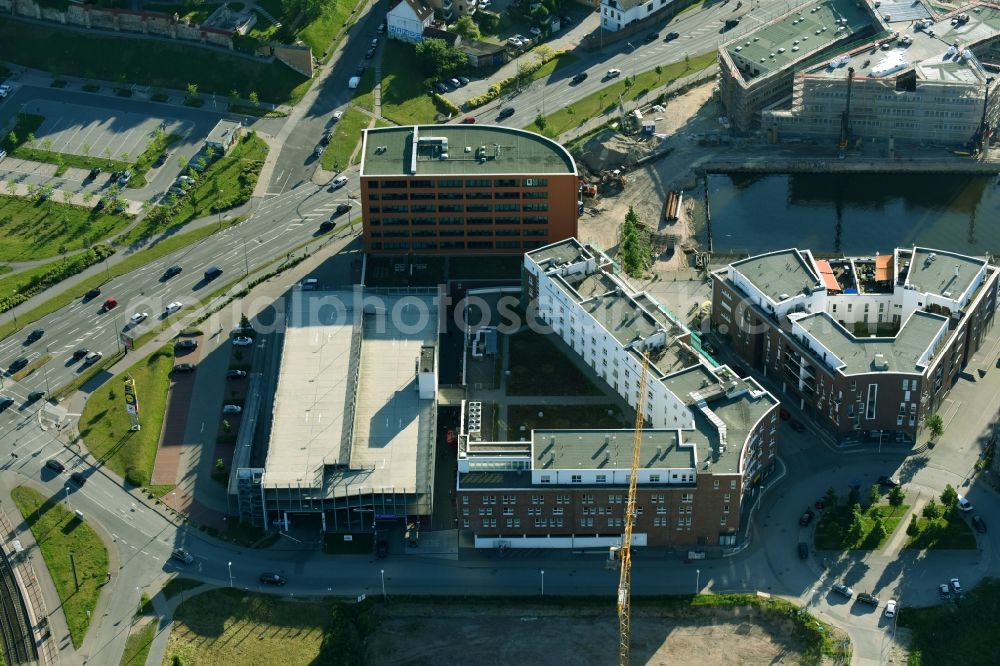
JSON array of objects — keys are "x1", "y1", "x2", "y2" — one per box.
[{"x1": 704, "y1": 173, "x2": 1000, "y2": 256}]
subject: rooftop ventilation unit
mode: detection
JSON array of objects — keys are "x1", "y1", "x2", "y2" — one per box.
[
  {"x1": 872, "y1": 353, "x2": 889, "y2": 371},
  {"x1": 779, "y1": 292, "x2": 790, "y2": 300}
]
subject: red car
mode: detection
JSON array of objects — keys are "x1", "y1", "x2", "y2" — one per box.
[
  {"x1": 102, "y1": 297, "x2": 118, "y2": 311},
  {"x1": 779, "y1": 408, "x2": 791, "y2": 421},
  {"x1": 460, "y1": 116, "x2": 476, "y2": 124}
]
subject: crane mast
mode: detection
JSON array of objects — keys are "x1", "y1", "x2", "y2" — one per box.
[{"x1": 617, "y1": 352, "x2": 649, "y2": 666}]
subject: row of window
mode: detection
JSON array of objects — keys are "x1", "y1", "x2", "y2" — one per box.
[
  {"x1": 371, "y1": 204, "x2": 549, "y2": 213},
  {"x1": 370, "y1": 191, "x2": 548, "y2": 201},
  {"x1": 469, "y1": 491, "x2": 712, "y2": 506},
  {"x1": 369, "y1": 178, "x2": 549, "y2": 189},
  {"x1": 371, "y1": 217, "x2": 550, "y2": 226},
  {"x1": 372, "y1": 229, "x2": 549, "y2": 239},
  {"x1": 371, "y1": 240, "x2": 545, "y2": 251}
]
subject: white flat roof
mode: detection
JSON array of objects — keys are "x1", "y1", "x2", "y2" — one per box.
[{"x1": 264, "y1": 291, "x2": 438, "y2": 497}]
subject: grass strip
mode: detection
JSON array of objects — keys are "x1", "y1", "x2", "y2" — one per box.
[
  {"x1": 10, "y1": 485, "x2": 108, "y2": 648},
  {"x1": 0, "y1": 246, "x2": 115, "y2": 315},
  {"x1": 10, "y1": 146, "x2": 127, "y2": 176},
  {"x1": 900, "y1": 576, "x2": 998, "y2": 664},
  {"x1": 0, "y1": 194, "x2": 130, "y2": 262},
  {"x1": 814, "y1": 499, "x2": 909, "y2": 550},
  {"x1": 128, "y1": 131, "x2": 182, "y2": 189},
  {"x1": 0, "y1": 17, "x2": 310, "y2": 104},
  {"x1": 119, "y1": 621, "x2": 156, "y2": 666},
  {"x1": 904, "y1": 510, "x2": 978, "y2": 550},
  {"x1": 529, "y1": 51, "x2": 716, "y2": 138},
  {"x1": 320, "y1": 107, "x2": 369, "y2": 173}
]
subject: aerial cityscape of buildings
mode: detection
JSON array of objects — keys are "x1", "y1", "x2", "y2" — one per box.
[{"x1": 0, "y1": 0, "x2": 998, "y2": 664}]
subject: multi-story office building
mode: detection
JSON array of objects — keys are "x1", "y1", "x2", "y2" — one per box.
[
  {"x1": 718, "y1": 0, "x2": 881, "y2": 131},
  {"x1": 456, "y1": 239, "x2": 780, "y2": 551},
  {"x1": 711, "y1": 247, "x2": 999, "y2": 444},
  {"x1": 764, "y1": 6, "x2": 1000, "y2": 143},
  {"x1": 359, "y1": 125, "x2": 580, "y2": 254}
]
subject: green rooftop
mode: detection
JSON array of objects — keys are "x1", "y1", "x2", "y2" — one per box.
[
  {"x1": 360, "y1": 125, "x2": 577, "y2": 177},
  {"x1": 725, "y1": 0, "x2": 877, "y2": 79}
]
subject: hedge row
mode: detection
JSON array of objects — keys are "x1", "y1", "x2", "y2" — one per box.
[{"x1": 464, "y1": 50, "x2": 561, "y2": 110}]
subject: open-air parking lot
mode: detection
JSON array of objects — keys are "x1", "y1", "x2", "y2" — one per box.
[{"x1": 28, "y1": 99, "x2": 194, "y2": 160}]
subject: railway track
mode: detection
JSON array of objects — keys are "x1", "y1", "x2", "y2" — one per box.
[{"x1": 0, "y1": 549, "x2": 37, "y2": 665}]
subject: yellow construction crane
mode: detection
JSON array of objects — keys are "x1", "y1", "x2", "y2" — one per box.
[{"x1": 617, "y1": 352, "x2": 649, "y2": 666}]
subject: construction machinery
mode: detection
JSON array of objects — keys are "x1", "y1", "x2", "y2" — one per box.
[
  {"x1": 839, "y1": 67, "x2": 855, "y2": 151},
  {"x1": 616, "y1": 352, "x2": 650, "y2": 666}
]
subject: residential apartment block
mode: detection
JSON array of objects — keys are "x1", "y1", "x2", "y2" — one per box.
[
  {"x1": 600, "y1": 0, "x2": 681, "y2": 32},
  {"x1": 456, "y1": 239, "x2": 780, "y2": 551},
  {"x1": 359, "y1": 125, "x2": 580, "y2": 254},
  {"x1": 711, "y1": 247, "x2": 999, "y2": 444}
]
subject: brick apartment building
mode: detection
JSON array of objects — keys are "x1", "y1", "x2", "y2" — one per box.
[
  {"x1": 358, "y1": 125, "x2": 580, "y2": 254},
  {"x1": 455, "y1": 239, "x2": 780, "y2": 551},
  {"x1": 711, "y1": 247, "x2": 999, "y2": 444}
]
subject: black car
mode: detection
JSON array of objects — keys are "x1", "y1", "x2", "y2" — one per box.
[
  {"x1": 376, "y1": 540, "x2": 389, "y2": 558},
  {"x1": 27, "y1": 391, "x2": 45, "y2": 402},
  {"x1": 260, "y1": 573, "x2": 287, "y2": 585},
  {"x1": 26, "y1": 329, "x2": 44, "y2": 343},
  {"x1": 571, "y1": 72, "x2": 588, "y2": 84},
  {"x1": 8, "y1": 358, "x2": 28, "y2": 373},
  {"x1": 972, "y1": 515, "x2": 987, "y2": 533},
  {"x1": 204, "y1": 266, "x2": 223, "y2": 280},
  {"x1": 334, "y1": 203, "x2": 352, "y2": 216},
  {"x1": 856, "y1": 591, "x2": 880, "y2": 606},
  {"x1": 163, "y1": 265, "x2": 182, "y2": 279},
  {"x1": 878, "y1": 475, "x2": 901, "y2": 487},
  {"x1": 72, "y1": 349, "x2": 89, "y2": 360},
  {"x1": 87, "y1": 167, "x2": 101, "y2": 180},
  {"x1": 644, "y1": 32, "x2": 659, "y2": 43},
  {"x1": 797, "y1": 542, "x2": 808, "y2": 559},
  {"x1": 173, "y1": 363, "x2": 196, "y2": 373},
  {"x1": 226, "y1": 369, "x2": 247, "y2": 379},
  {"x1": 45, "y1": 459, "x2": 65, "y2": 473},
  {"x1": 799, "y1": 509, "x2": 815, "y2": 527},
  {"x1": 175, "y1": 339, "x2": 198, "y2": 350},
  {"x1": 664, "y1": 31, "x2": 680, "y2": 42},
  {"x1": 0, "y1": 395, "x2": 14, "y2": 411},
  {"x1": 83, "y1": 287, "x2": 101, "y2": 301},
  {"x1": 788, "y1": 420, "x2": 806, "y2": 433},
  {"x1": 70, "y1": 471, "x2": 86, "y2": 486},
  {"x1": 366, "y1": 47, "x2": 376, "y2": 59},
  {"x1": 498, "y1": 107, "x2": 515, "y2": 120},
  {"x1": 153, "y1": 152, "x2": 169, "y2": 168},
  {"x1": 319, "y1": 220, "x2": 335, "y2": 232}
]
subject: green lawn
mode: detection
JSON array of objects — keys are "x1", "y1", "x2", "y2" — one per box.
[
  {"x1": 123, "y1": 134, "x2": 267, "y2": 244},
  {"x1": 529, "y1": 51, "x2": 578, "y2": 83},
  {"x1": 0, "y1": 195, "x2": 129, "y2": 261},
  {"x1": 900, "y1": 576, "x2": 998, "y2": 665},
  {"x1": 0, "y1": 113, "x2": 44, "y2": 154},
  {"x1": 320, "y1": 107, "x2": 369, "y2": 172},
  {"x1": 351, "y1": 66, "x2": 377, "y2": 111},
  {"x1": 814, "y1": 500, "x2": 909, "y2": 550},
  {"x1": 120, "y1": 621, "x2": 157, "y2": 666},
  {"x1": 904, "y1": 510, "x2": 978, "y2": 550},
  {"x1": 11, "y1": 142, "x2": 128, "y2": 176},
  {"x1": 0, "y1": 245, "x2": 115, "y2": 315},
  {"x1": 0, "y1": 219, "x2": 236, "y2": 344},
  {"x1": 507, "y1": 404, "x2": 627, "y2": 439},
  {"x1": 10, "y1": 485, "x2": 109, "y2": 649},
  {"x1": 377, "y1": 41, "x2": 455, "y2": 125},
  {"x1": 299, "y1": 0, "x2": 359, "y2": 59},
  {"x1": 506, "y1": 329, "x2": 605, "y2": 396},
  {"x1": 0, "y1": 17, "x2": 310, "y2": 104},
  {"x1": 78, "y1": 344, "x2": 175, "y2": 487},
  {"x1": 530, "y1": 51, "x2": 717, "y2": 138}
]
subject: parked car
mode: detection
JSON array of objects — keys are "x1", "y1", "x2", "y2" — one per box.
[
  {"x1": 222, "y1": 404, "x2": 242, "y2": 414},
  {"x1": 175, "y1": 339, "x2": 198, "y2": 349},
  {"x1": 118, "y1": 170, "x2": 132, "y2": 186},
  {"x1": 173, "y1": 363, "x2": 196, "y2": 373},
  {"x1": 163, "y1": 265, "x2": 182, "y2": 279},
  {"x1": 332, "y1": 110, "x2": 343, "y2": 122},
  {"x1": 300, "y1": 278, "x2": 319, "y2": 291},
  {"x1": 450, "y1": 77, "x2": 462, "y2": 88},
  {"x1": 799, "y1": 509, "x2": 815, "y2": 526},
  {"x1": 26, "y1": 328, "x2": 44, "y2": 343},
  {"x1": 529, "y1": 26, "x2": 542, "y2": 36},
  {"x1": 45, "y1": 459, "x2": 65, "y2": 473},
  {"x1": 334, "y1": 203, "x2": 352, "y2": 216},
  {"x1": 8, "y1": 357, "x2": 28, "y2": 373},
  {"x1": 797, "y1": 542, "x2": 808, "y2": 559},
  {"x1": 171, "y1": 548, "x2": 195, "y2": 565},
  {"x1": 70, "y1": 472, "x2": 86, "y2": 486},
  {"x1": 497, "y1": 107, "x2": 515, "y2": 120},
  {"x1": 433, "y1": 82, "x2": 448, "y2": 93},
  {"x1": 128, "y1": 312, "x2": 148, "y2": 325},
  {"x1": 260, "y1": 573, "x2": 287, "y2": 585},
  {"x1": 72, "y1": 349, "x2": 89, "y2": 360},
  {"x1": 0, "y1": 395, "x2": 13, "y2": 411},
  {"x1": 226, "y1": 369, "x2": 247, "y2": 379},
  {"x1": 460, "y1": 116, "x2": 476, "y2": 124},
  {"x1": 856, "y1": 591, "x2": 879, "y2": 606},
  {"x1": 644, "y1": 31, "x2": 659, "y2": 43},
  {"x1": 972, "y1": 515, "x2": 987, "y2": 533},
  {"x1": 507, "y1": 37, "x2": 524, "y2": 48},
  {"x1": 366, "y1": 47, "x2": 376, "y2": 59},
  {"x1": 331, "y1": 175, "x2": 349, "y2": 189},
  {"x1": 84, "y1": 351, "x2": 103, "y2": 365},
  {"x1": 457, "y1": 76, "x2": 470, "y2": 85},
  {"x1": 831, "y1": 582, "x2": 854, "y2": 599},
  {"x1": 87, "y1": 167, "x2": 101, "y2": 180},
  {"x1": 606, "y1": 68, "x2": 622, "y2": 78},
  {"x1": 319, "y1": 220, "x2": 335, "y2": 232},
  {"x1": 371, "y1": 37, "x2": 379, "y2": 47},
  {"x1": 884, "y1": 599, "x2": 897, "y2": 618},
  {"x1": 164, "y1": 302, "x2": 183, "y2": 315},
  {"x1": 204, "y1": 266, "x2": 223, "y2": 280},
  {"x1": 26, "y1": 391, "x2": 45, "y2": 402},
  {"x1": 957, "y1": 495, "x2": 973, "y2": 511},
  {"x1": 950, "y1": 578, "x2": 962, "y2": 594},
  {"x1": 102, "y1": 297, "x2": 118, "y2": 311},
  {"x1": 788, "y1": 420, "x2": 806, "y2": 433},
  {"x1": 571, "y1": 72, "x2": 589, "y2": 84},
  {"x1": 939, "y1": 583, "x2": 951, "y2": 599},
  {"x1": 878, "y1": 475, "x2": 901, "y2": 487},
  {"x1": 0, "y1": 84, "x2": 10, "y2": 98},
  {"x1": 233, "y1": 337, "x2": 254, "y2": 347}
]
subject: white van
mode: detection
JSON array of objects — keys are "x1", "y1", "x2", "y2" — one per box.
[{"x1": 957, "y1": 495, "x2": 973, "y2": 512}]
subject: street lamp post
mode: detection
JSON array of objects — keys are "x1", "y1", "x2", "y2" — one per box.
[
  {"x1": 540, "y1": 569, "x2": 545, "y2": 596},
  {"x1": 696, "y1": 568, "x2": 700, "y2": 595},
  {"x1": 136, "y1": 586, "x2": 142, "y2": 614},
  {"x1": 380, "y1": 569, "x2": 386, "y2": 601},
  {"x1": 64, "y1": 485, "x2": 70, "y2": 507},
  {"x1": 227, "y1": 561, "x2": 233, "y2": 588}
]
